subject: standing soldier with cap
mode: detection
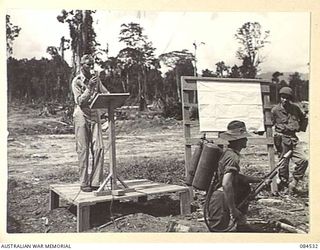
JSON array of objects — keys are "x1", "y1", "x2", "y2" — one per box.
[
  {"x1": 206, "y1": 120, "x2": 262, "y2": 232},
  {"x1": 271, "y1": 86, "x2": 308, "y2": 194},
  {"x1": 72, "y1": 54, "x2": 109, "y2": 192}
]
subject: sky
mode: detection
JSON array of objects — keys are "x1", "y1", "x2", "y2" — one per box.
[{"x1": 7, "y1": 10, "x2": 310, "y2": 75}]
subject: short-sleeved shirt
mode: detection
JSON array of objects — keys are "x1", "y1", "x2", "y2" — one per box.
[
  {"x1": 72, "y1": 72, "x2": 109, "y2": 122},
  {"x1": 216, "y1": 148, "x2": 240, "y2": 189},
  {"x1": 271, "y1": 103, "x2": 305, "y2": 136}
]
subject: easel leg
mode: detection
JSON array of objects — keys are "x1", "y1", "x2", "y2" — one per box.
[
  {"x1": 97, "y1": 173, "x2": 112, "y2": 192},
  {"x1": 188, "y1": 186, "x2": 194, "y2": 199},
  {"x1": 117, "y1": 176, "x2": 129, "y2": 188},
  {"x1": 77, "y1": 205, "x2": 90, "y2": 232},
  {"x1": 49, "y1": 190, "x2": 59, "y2": 210},
  {"x1": 179, "y1": 191, "x2": 191, "y2": 215}
]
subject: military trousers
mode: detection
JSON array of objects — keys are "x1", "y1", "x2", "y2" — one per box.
[
  {"x1": 207, "y1": 182, "x2": 250, "y2": 232},
  {"x1": 74, "y1": 114, "x2": 104, "y2": 187},
  {"x1": 279, "y1": 135, "x2": 308, "y2": 183}
]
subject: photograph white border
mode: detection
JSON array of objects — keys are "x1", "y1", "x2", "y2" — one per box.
[{"x1": 1, "y1": 0, "x2": 319, "y2": 244}]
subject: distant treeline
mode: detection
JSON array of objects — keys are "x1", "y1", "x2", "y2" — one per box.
[
  {"x1": 7, "y1": 57, "x2": 71, "y2": 104},
  {"x1": 7, "y1": 13, "x2": 308, "y2": 116},
  {"x1": 7, "y1": 56, "x2": 308, "y2": 110}
]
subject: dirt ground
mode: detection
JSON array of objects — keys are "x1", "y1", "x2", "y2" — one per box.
[{"x1": 6, "y1": 104, "x2": 309, "y2": 233}]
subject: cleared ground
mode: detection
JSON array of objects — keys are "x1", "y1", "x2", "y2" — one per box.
[{"x1": 7, "y1": 104, "x2": 309, "y2": 233}]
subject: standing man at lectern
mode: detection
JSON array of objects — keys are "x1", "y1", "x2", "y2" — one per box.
[{"x1": 72, "y1": 54, "x2": 109, "y2": 192}]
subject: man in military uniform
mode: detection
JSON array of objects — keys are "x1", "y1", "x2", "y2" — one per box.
[
  {"x1": 271, "y1": 86, "x2": 308, "y2": 194},
  {"x1": 72, "y1": 54, "x2": 109, "y2": 192},
  {"x1": 207, "y1": 120, "x2": 262, "y2": 232}
]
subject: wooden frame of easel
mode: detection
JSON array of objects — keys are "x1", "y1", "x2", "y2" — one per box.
[
  {"x1": 181, "y1": 76, "x2": 278, "y2": 193},
  {"x1": 89, "y1": 93, "x2": 135, "y2": 196}
]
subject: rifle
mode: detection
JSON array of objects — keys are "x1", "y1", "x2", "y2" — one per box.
[{"x1": 237, "y1": 150, "x2": 293, "y2": 210}]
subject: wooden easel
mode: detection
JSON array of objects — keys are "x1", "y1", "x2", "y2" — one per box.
[
  {"x1": 181, "y1": 76, "x2": 278, "y2": 193},
  {"x1": 89, "y1": 93, "x2": 135, "y2": 196}
]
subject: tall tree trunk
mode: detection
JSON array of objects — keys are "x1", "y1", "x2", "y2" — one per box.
[
  {"x1": 138, "y1": 70, "x2": 147, "y2": 111},
  {"x1": 138, "y1": 71, "x2": 141, "y2": 100},
  {"x1": 57, "y1": 75, "x2": 61, "y2": 101},
  {"x1": 126, "y1": 71, "x2": 129, "y2": 93},
  {"x1": 121, "y1": 80, "x2": 126, "y2": 92},
  {"x1": 82, "y1": 11, "x2": 88, "y2": 55},
  {"x1": 143, "y1": 67, "x2": 148, "y2": 102}
]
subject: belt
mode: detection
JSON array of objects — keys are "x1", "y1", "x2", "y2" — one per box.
[{"x1": 275, "y1": 132, "x2": 296, "y2": 138}]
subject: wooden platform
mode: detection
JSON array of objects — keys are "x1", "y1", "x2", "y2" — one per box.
[{"x1": 49, "y1": 179, "x2": 191, "y2": 232}]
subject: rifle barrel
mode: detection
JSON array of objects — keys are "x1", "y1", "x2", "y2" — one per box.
[{"x1": 237, "y1": 150, "x2": 292, "y2": 209}]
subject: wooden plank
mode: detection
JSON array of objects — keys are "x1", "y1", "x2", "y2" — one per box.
[
  {"x1": 111, "y1": 189, "x2": 125, "y2": 196},
  {"x1": 263, "y1": 93, "x2": 277, "y2": 193},
  {"x1": 50, "y1": 179, "x2": 150, "y2": 189},
  {"x1": 183, "y1": 80, "x2": 270, "y2": 94},
  {"x1": 182, "y1": 88, "x2": 192, "y2": 179},
  {"x1": 183, "y1": 82, "x2": 197, "y2": 91},
  {"x1": 76, "y1": 191, "x2": 147, "y2": 206},
  {"x1": 97, "y1": 173, "x2": 112, "y2": 192},
  {"x1": 89, "y1": 93, "x2": 130, "y2": 109},
  {"x1": 51, "y1": 185, "x2": 145, "y2": 206},
  {"x1": 77, "y1": 205, "x2": 90, "y2": 232},
  {"x1": 50, "y1": 180, "x2": 194, "y2": 232},
  {"x1": 133, "y1": 183, "x2": 163, "y2": 190},
  {"x1": 182, "y1": 81, "x2": 271, "y2": 92},
  {"x1": 50, "y1": 186, "x2": 82, "y2": 205},
  {"x1": 179, "y1": 191, "x2": 191, "y2": 215},
  {"x1": 50, "y1": 181, "x2": 190, "y2": 206},
  {"x1": 138, "y1": 185, "x2": 188, "y2": 195},
  {"x1": 183, "y1": 103, "x2": 198, "y2": 108},
  {"x1": 264, "y1": 121, "x2": 273, "y2": 126},
  {"x1": 264, "y1": 109, "x2": 273, "y2": 125},
  {"x1": 261, "y1": 84, "x2": 270, "y2": 93},
  {"x1": 185, "y1": 137, "x2": 274, "y2": 146},
  {"x1": 263, "y1": 104, "x2": 272, "y2": 110},
  {"x1": 181, "y1": 77, "x2": 196, "y2": 86},
  {"x1": 123, "y1": 179, "x2": 149, "y2": 185},
  {"x1": 183, "y1": 120, "x2": 199, "y2": 126},
  {"x1": 93, "y1": 190, "x2": 111, "y2": 196},
  {"x1": 50, "y1": 181, "x2": 153, "y2": 195},
  {"x1": 51, "y1": 186, "x2": 83, "y2": 197},
  {"x1": 125, "y1": 180, "x2": 154, "y2": 187},
  {"x1": 49, "y1": 190, "x2": 59, "y2": 210},
  {"x1": 182, "y1": 76, "x2": 270, "y2": 84},
  {"x1": 188, "y1": 186, "x2": 194, "y2": 199}
]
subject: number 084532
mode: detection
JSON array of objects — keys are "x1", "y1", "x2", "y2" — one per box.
[{"x1": 300, "y1": 244, "x2": 319, "y2": 249}]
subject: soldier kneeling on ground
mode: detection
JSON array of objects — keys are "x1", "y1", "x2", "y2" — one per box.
[{"x1": 206, "y1": 120, "x2": 263, "y2": 232}]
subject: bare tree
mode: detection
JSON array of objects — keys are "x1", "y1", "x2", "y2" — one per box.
[
  {"x1": 159, "y1": 50, "x2": 194, "y2": 102},
  {"x1": 6, "y1": 14, "x2": 21, "y2": 58},
  {"x1": 235, "y1": 22, "x2": 270, "y2": 78}
]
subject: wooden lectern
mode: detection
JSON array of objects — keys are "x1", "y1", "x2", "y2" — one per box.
[{"x1": 89, "y1": 93, "x2": 132, "y2": 196}]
